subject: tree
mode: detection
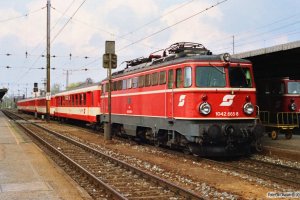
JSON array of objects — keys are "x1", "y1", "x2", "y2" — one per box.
[{"x1": 51, "y1": 83, "x2": 61, "y2": 94}]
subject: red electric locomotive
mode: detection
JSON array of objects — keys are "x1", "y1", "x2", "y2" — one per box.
[
  {"x1": 101, "y1": 42, "x2": 264, "y2": 156},
  {"x1": 257, "y1": 77, "x2": 300, "y2": 139}
]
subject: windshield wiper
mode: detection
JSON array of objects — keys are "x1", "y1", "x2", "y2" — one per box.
[{"x1": 209, "y1": 63, "x2": 225, "y2": 74}]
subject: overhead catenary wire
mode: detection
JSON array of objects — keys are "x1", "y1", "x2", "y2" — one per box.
[
  {"x1": 0, "y1": 6, "x2": 46, "y2": 23},
  {"x1": 120, "y1": 0, "x2": 197, "y2": 38},
  {"x1": 51, "y1": 0, "x2": 86, "y2": 44},
  {"x1": 73, "y1": 0, "x2": 229, "y2": 71},
  {"x1": 12, "y1": 0, "x2": 87, "y2": 85},
  {"x1": 207, "y1": 11, "x2": 300, "y2": 50},
  {"x1": 117, "y1": 0, "x2": 228, "y2": 52}
]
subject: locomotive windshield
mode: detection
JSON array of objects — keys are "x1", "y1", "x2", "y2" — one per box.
[
  {"x1": 196, "y1": 66, "x2": 226, "y2": 87},
  {"x1": 287, "y1": 82, "x2": 300, "y2": 94},
  {"x1": 229, "y1": 67, "x2": 252, "y2": 88}
]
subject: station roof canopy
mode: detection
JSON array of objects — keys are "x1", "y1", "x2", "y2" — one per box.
[
  {"x1": 0, "y1": 88, "x2": 8, "y2": 101},
  {"x1": 233, "y1": 40, "x2": 300, "y2": 79}
]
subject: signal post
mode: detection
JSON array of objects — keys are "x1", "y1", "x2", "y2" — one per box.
[{"x1": 103, "y1": 41, "x2": 117, "y2": 140}]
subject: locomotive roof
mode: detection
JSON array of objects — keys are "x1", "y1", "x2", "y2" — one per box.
[{"x1": 108, "y1": 53, "x2": 251, "y2": 80}]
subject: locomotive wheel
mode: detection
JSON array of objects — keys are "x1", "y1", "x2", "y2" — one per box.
[
  {"x1": 271, "y1": 130, "x2": 278, "y2": 140},
  {"x1": 285, "y1": 131, "x2": 293, "y2": 140},
  {"x1": 255, "y1": 138, "x2": 263, "y2": 152}
]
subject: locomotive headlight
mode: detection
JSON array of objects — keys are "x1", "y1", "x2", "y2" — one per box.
[
  {"x1": 289, "y1": 102, "x2": 297, "y2": 111},
  {"x1": 221, "y1": 53, "x2": 231, "y2": 62},
  {"x1": 243, "y1": 102, "x2": 254, "y2": 115},
  {"x1": 199, "y1": 102, "x2": 211, "y2": 115}
]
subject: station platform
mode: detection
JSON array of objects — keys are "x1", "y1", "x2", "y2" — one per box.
[
  {"x1": 261, "y1": 133, "x2": 300, "y2": 161},
  {"x1": 0, "y1": 111, "x2": 91, "y2": 200}
]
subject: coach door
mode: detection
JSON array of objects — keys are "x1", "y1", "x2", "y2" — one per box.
[{"x1": 166, "y1": 69, "x2": 174, "y2": 118}]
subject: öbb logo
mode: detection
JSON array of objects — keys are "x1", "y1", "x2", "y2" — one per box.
[
  {"x1": 220, "y1": 95, "x2": 235, "y2": 106},
  {"x1": 178, "y1": 95, "x2": 186, "y2": 107}
]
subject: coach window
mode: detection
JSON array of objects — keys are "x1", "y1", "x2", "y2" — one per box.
[
  {"x1": 184, "y1": 67, "x2": 192, "y2": 87},
  {"x1": 72, "y1": 95, "x2": 74, "y2": 105},
  {"x1": 76, "y1": 94, "x2": 79, "y2": 105},
  {"x1": 73, "y1": 95, "x2": 76, "y2": 105},
  {"x1": 145, "y1": 74, "x2": 151, "y2": 86},
  {"x1": 132, "y1": 77, "x2": 138, "y2": 88},
  {"x1": 138, "y1": 75, "x2": 145, "y2": 88},
  {"x1": 62, "y1": 96, "x2": 65, "y2": 106},
  {"x1": 176, "y1": 68, "x2": 182, "y2": 88},
  {"x1": 152, "y1": 72, "x2": 158, "y2": 86},
  {"x1": 79, "y1": 94, "x2": 82, "y2": 105},
  {"x1": 159, "y1": 71, "x2": 166, "y2": 85},
  {"x1": 168, "y1": 70, "x2": 174, "y2": 89},
  {"x1": 83, "y1": 93, "x2": 86, "y2": 105}
]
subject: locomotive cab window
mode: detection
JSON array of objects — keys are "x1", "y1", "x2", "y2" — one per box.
[
  {"x1": 117, "y1": 80, "x2": 122, "y2": 90},
  {"x1": 288, "y1": 82, "x2": 300, "y2": 94},
  {"x1": 168, "y1": 70, "x2": 174, "y2": 89},
  {"x1": 196, "y1": 66, "x2": 225, "y2": 87},
  {"x1": 145, "y1": 74, "x2": 151, "y2": 87},
  {"x1": 229, "y1": 67, "x2": 252, "y2": 88},
  {"x1": 152, "y1": 72, "x2": 159, "y2": 86},
  {"x1": 176, "y1": 68, "x2": 182, "y2": 88},
  {"x1": 138, "y1": 75, "x2": 145, "y2": 88},
  {"x1": 122, "y1": 80, "x2": 127, "y2": 90},
  {"x1": 184, "y1": 67, "x2": 192, "y2": 87},
  {"x1": 132, "y1": 77, "x2": 138, "y2": 88},
  {"x1": 159, "y1": 71, "x2": 166, "y2": 85},
  {"x1": 127, "y1": 78, "x2": 132, "y2": 89}
]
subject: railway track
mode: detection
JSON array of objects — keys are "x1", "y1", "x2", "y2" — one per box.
[
  {"x1": 143, "y1": 144, "x2": 300, "y2": 190},
  {"x1": 203, "y1": 158, "x2": 300, "y2": 189},
  {"x1": 3, "y1": 110, "x2": 203, "y2": 200}
]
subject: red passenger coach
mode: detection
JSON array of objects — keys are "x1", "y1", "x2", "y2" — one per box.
[
  {"x1": 17, "y1": 83, "x2": 103, "y2": 127},
  {"x1": 101, "y1": 42, "x2": 264, "y2": 156},
  {"x1": 17, "y1": 97, "x2": 46, "y2": 115},
  {"x1": 53, "y1": 83, "x2": 102, "y2": 124}
]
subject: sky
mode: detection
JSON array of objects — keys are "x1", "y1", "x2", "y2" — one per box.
[{"x1": 1, "y1": 0, "x2": 300, "y2": 97}]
